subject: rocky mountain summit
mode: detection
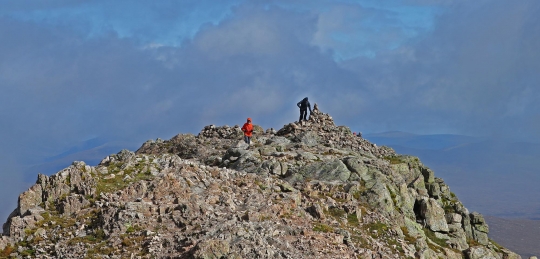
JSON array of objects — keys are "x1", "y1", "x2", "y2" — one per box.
[{"x1": 1, "y1": 105, "x2": 524, "y2": 258}]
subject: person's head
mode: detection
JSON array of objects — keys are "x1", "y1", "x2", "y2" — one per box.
[
  {"x1": 304, "y1": 97, "x2": 308, "y2": 101},
  {"x1": 247, "y1": 118, "x2": 252, "y2": 123}
]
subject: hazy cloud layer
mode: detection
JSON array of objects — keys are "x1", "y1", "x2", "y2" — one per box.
[{"x1": 1, "y1": 0, "x2": 539, "y2": 220}]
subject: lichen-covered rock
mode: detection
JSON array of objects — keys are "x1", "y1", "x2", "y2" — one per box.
[
  {"x1": 465, "y1": 246, "x2": 498, "y2": 259},
  {"x1": 470, "y1": 212, "x2": 490, "y2": 245},
  {"x1": 417, "y1": 197, "x2": 449, "y2": 233},
  {"x1": 289, "y1": 159, "x2": 351, "y2": 183},
  {"x1": 192, "y1": 239, "x2": 230, "y2": 259}
]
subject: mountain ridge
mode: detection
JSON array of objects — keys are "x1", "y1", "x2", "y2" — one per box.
[{"x1": 0, "y1": 105, "x2": 525, "y2": 258}]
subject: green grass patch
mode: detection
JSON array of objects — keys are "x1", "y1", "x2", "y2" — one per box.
[
  {"x1": 260, "y1": 214, "x2": 274, "y2": 220},
  {"x1": 400, "y1": 227, "x2": 417, "y2": 244},
  {"x1": 20, "y1": 249, "x2": 35, "y2": 257},
  {"x1": 313, "y1": 223, "x2": 334, "y2": 233},
  {"x1": 95, "y1": 167, "x2": 154, "y2": 195},
  {"x1": 125, "y1": 223, "x2": 142, "y2": 234},
  {"x1": 347, "y1": 213, "x2": 359, "y2": 226},
  {"x1": 352, "y1": 191, "x2": 360, "y2": 200},
  {"x1": 443, "y1": 204, "x2": 455, "y2": 214},
  {"x1": 467, "y1": 237, "x2": 481, "y2": 247},
  {"x1": 327, "y1": 207, "x2": 346, "y2": 219},
  {"x1": 489, "y1": 238, "x2": 504, "y2": 251},
  {"x1": 85, "y1": 241, "x2": 115, "y2": 258},
  {"x1": 423, "y1": 228, "x2": 448, "y2": 248},
  {"x1": 387, "y1": 238, "x2": 406, "y2": 256},
  {"x1": 37, "y1": 211, "x2": 77, "y2": 229},
  {"x1": 364, "y1": 222, "x2": 389, "y2": 237},
  {"x1": 383, "y1": 155, "x2": 405, "y2": 164},
  {"x1": 254, "y1": 180, "x2": 267, "y2": 190},
  {"x1": 67, "y1": 228, "x2": 106, "y2": 246}
]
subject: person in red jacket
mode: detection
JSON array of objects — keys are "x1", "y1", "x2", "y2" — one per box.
[{"x1": 241, "y1": 118, "x2": 253, "y2": 147}]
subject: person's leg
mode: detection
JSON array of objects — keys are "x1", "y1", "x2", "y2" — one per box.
[
  {"x1": 299, "y1": 109, "x2": 303, "y2": 122},
  {"x1": 302, "y1": 109, "x2": 307, "y2": 121},
  {"x1": 244, "y1": 135, "x2": 248, "y2": 143},
  {"x1": 247, "y1": 136, "x2": 251, "y2": 145}
]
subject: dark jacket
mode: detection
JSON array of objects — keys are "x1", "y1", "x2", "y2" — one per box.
[{"x1": 297, "y1": 97, "x2": 312, "y2": 112}]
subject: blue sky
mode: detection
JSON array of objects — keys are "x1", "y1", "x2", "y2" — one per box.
[{"x1": 1, "y1": 0, "x2": 539, "y2": 220}]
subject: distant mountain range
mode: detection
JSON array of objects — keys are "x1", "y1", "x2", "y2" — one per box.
[{"x1": 363, "y1": 131, "x2": 540, "y2": 219}]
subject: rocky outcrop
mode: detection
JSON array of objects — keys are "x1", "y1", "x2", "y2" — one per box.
[
  {"x1": 0, "y1": 105, "x2": 526, "y2": 258},
  {"x1": 2, "y1": 161, "x2": 96, "y2": 241}
]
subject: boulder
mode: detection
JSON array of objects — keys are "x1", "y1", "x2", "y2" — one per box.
[
  {"x1": 297, "y1": 131, "x2": 319, "y2": 147},
  {"x1": 192, "y1": 239, "x2": 230, "y2": 259},
  {"x1": 447, "y1": 228, "x2": 469, "y2": 250},
  {"x1": 420, "y1": 167, "x2": 435, "y2": 183},
  {"x1": 59, "y1": 195, "x2": 91, "y2": 216},
  {"x1": 464, "y1": 246, "x2": 498, "y2": 259},
  {"x1": 17, "y1": 184, "x2": 43, "y2": 216},
  {"x1": 445, "y1": 213, "x2": 462, "y2": 224},
  {"x1": 443, "y1": 248, "x2": 464, "y2": 259},
  {"x1": 342, "y1": 157, "x2": 369, "y2": 179},
  {"x1": 364, "y1": 181, "x2": 394, "y2": 214},
  {"x1": 469, "y1": 212, "x2": 489, "y2": 245},
  {"x1": 417, "y1": 197, "x2": 449, "y2": 232},
  {"x1": 426, "y1": 182, "x2": 440, "y2": 198},
  {"x1": 291, "y1": 160, "x2": 351, "y2": 183}
]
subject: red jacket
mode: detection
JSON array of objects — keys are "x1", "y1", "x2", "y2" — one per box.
[{"x1": 242, "y1": 122, "x2": 253, "y2": 137}]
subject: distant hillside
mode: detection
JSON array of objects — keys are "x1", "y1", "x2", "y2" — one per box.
[
  {"x1": 364, "y1": 131, "x2": 482, "y2": 151},
  {"x1": 485, "y1": 215, "x2": 540, "y2": 258}
]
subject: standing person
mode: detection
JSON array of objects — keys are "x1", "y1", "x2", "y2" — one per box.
[
  {"x1": 241, "y1": 118, "x2": 253, "y2": 148},
  {"x1": 297, "y1": 97, "x2": 312, "y2": 122}
]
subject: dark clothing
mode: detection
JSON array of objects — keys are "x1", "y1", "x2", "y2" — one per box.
[
  {"x1": 244, "y1": 136, "x2": 251, "y2": 145},
  {"x1": 297, "y1": 98, "x2": 312, "y2": 112},
  {"x1": 299, "y1": 109, "x2": 308, "y2": 122},
  {"x1": 297, "y1": 97, "x2": 312, "y2": 122}
]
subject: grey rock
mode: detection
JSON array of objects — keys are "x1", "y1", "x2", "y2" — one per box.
[
  {"x1": 470, "y1": 212, "x2": 486, "y2": 224},
  {"x1": 421, "y1": 167, "x2": 435, "y2": 183},
  {"x1": 464, "y1": 246, "x2": 498, "y2": 259},
  {"x1": 59, "y1": 195, "x2": 91, "y2": 216},
  {"x1": 447, "y1": 228, "x2": 469, "y2": 250},
  {"x1": 289, "y1": 159, "x2": 351, "y2": 183},
  {"x1": 472, "y1": 228, "x2": 489, "y2": 245},
  {"x1": 418, "y1": 197, "x2": 449, "y2": 233},
  {"x1": 297, "y1": 131, "x2": 319, "y2": 146},
  {"x1": 426, "y1": 182, "x2": 440, "y2": 198},
  {"x1": 445, "y1": 213, "x2": 463, "y2": 224}
]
